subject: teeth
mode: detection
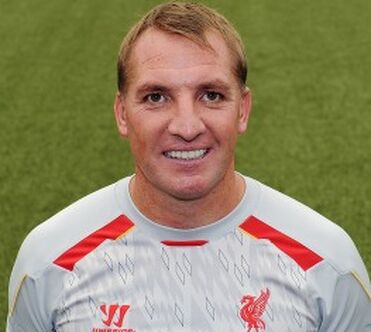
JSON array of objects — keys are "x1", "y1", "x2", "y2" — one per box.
[{"x1": 165, "y1": 149, "x2": 207, "y2": 160}]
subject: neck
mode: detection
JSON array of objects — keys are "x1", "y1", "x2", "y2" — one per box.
[{"x1": 129, "y1": 171, "x2": 246, "y2": 229}]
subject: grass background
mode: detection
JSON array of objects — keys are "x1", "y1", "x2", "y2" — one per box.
[{"x1": 1, "y1": 0, "x2": 370, "y2": 327}]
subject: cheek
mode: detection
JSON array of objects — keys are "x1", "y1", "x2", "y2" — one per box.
[
  {"x1": 126, "y1": 116, "x2": 163, "y2": 154},
  {"x1": 218, "y1": 125, "x2": 240, "y2": 156},
  {"x1": 209, "y1": 112, "x2": 240, "y2": 140}
]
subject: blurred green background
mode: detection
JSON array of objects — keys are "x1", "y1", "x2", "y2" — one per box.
[{"x1": 1, "y1": 0, "x2": 370, "y2": 328}]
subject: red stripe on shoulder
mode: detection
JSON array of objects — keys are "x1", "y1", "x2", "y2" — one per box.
[
  {"x1": 53, "y1": 214, "x2": 135, "y2": 271},
  {"x1": 239, "y1": 216, "x2": 323, "y2": 271},
  {"x1": 161, "y1": 240, "x2": 208, "y2": 247}
]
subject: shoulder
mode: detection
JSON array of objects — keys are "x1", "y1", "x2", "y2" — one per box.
[
  {"x1": 9, "y1": 178, "x2": 130, "y2": 298},
  {"x1": 246, "y1": 177, "x2": 369, "y2": 283}
]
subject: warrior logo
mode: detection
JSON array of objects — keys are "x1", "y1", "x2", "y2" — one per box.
[
  {"x1": 100, "y1": 304, "x2": 130, "y2": 327},
  {"x1": 240, "y1": 288, "x2": 270, "y2": 332},
  {"x1": 92, "y1": 304, "x2": 135, "y2": 332}
]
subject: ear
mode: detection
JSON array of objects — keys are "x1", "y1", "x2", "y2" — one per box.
[
  {"x1": 114, "y1": 92, "x2": 128, "y2": 138},
  {"x1": 237, "y1": 87, "x2": 252, "y2": 134}
]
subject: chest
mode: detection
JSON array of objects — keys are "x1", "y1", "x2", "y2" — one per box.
[{"x1": 54, "y1": 232, "x2": 319, "y2": 331}]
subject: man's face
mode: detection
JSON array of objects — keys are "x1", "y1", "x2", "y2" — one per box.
[{"x1": 115, "y1": 28, "x2": 251, "y2": 201}]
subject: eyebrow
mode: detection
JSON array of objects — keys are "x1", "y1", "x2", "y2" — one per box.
[
  {"x1": 136, "y1": 83, "x2": 170, "y2": 96},
  {"x1": 135, "y1": 79, "x2": 232, "y2": 96},
  {"x1": 197, "y1": 79, "x2": 232, "y2": 93}
]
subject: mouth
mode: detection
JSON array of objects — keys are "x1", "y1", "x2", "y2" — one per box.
[{"x1": 163, "y1": 149, "x2": 209, "y2": 161}]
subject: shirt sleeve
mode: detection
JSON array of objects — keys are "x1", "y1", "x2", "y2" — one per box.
[
  {"x1": 7, "y1": 272, "x2": 58, "y2": 332},
  {"x1": 318, "y1": 272, "x2": 371, "y2": 331}
]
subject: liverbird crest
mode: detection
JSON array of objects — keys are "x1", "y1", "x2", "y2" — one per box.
[{"x1": 240, "y1": 288, "x2": 270, "y2": 332}]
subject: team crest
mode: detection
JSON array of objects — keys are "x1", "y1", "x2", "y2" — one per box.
[{"x1": 240, "y1": 288, "x2": 270, "y2": 332}]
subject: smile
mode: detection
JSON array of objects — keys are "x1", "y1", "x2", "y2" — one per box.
[{"x1": 164, "y1": 149, "x2": 208, "y2": 160}]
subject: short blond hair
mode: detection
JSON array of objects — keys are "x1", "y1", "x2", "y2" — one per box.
[{"x1": 117, "y1": 1, "x2": 247, "y2": 92}]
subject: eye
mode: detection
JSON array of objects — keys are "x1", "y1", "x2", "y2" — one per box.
[
  {"x1": 202, "y1": 91, "x2": 223, "y2": 102},
  {"x1": 145, "y1": 92, "x2": 166, "y2": 103}
]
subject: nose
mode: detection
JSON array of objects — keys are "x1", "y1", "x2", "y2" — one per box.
[{"x1": 167, "y1": 98, "x2": 206, "y2": 141}]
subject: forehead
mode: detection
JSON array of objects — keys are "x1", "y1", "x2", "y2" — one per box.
[{"x1": 126, "y1": 28, "x2": 236, "y2": 88}]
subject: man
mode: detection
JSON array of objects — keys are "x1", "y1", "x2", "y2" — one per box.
[{"x1": 7, "y1": 2, "x2": 370, "y2": 331}]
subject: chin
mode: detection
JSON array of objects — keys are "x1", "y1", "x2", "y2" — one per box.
[
  {"x1": 167, "y1": 178, "x2": 215, "y2": 201},
  {"x1": 170, "y1": 190, "x2": 207, "y2": 201}
]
